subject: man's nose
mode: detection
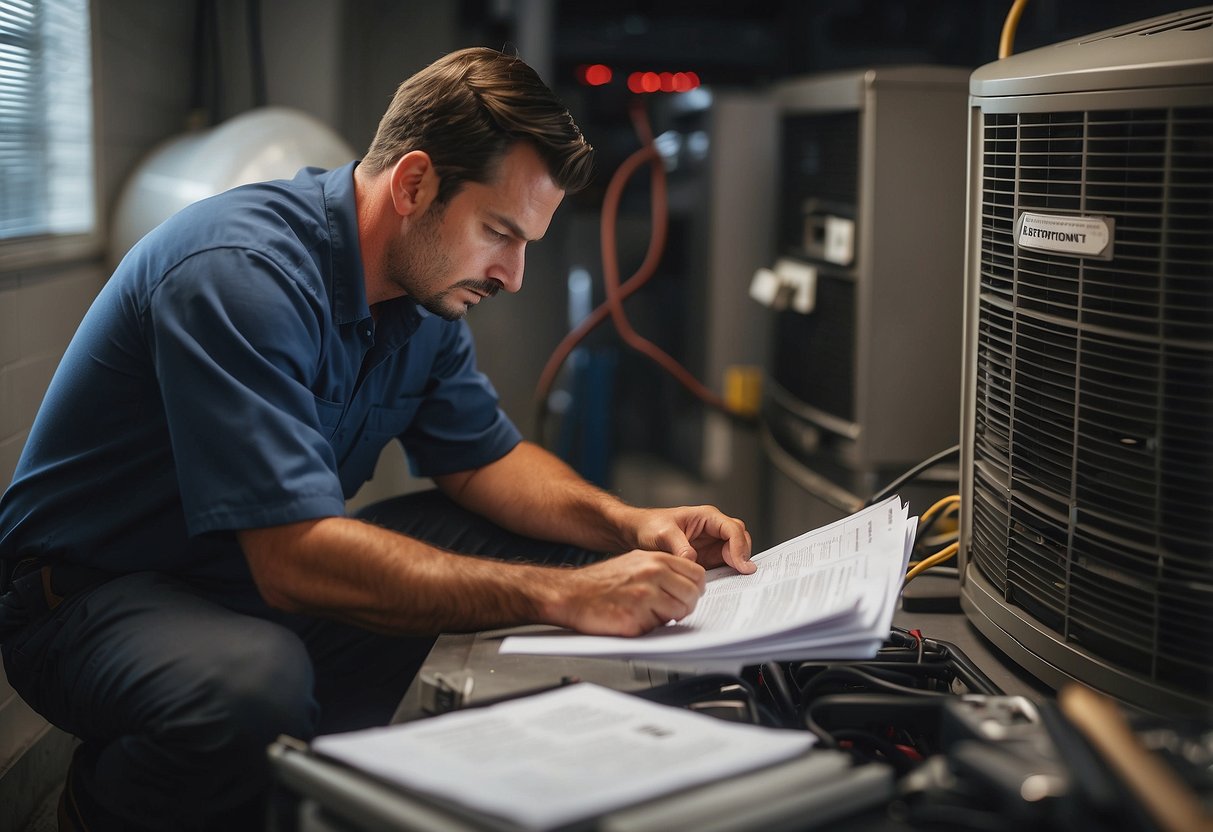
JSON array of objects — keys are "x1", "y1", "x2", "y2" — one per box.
[{"x1": 491, "y1": 244, "x2": 525, "y2": 293}]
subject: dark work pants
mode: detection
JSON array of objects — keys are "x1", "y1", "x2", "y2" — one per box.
[{"x1": 0, "y1": 490, "x2": 603, "y2": 831}]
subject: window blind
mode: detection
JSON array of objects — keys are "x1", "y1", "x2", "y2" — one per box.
[{"x1": 0, "y1": 0, "x2": 95, "y2": 246}]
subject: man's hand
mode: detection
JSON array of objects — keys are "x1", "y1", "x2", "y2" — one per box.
[
  {"x1": 543, "y1": 551, "x2": 707, "y2": 637},
  {"x1": 629, "y1": 506, "x2": 756, "y2": 574},
  {"x1": 435, "y1": 444, "x2": 757, "y2": 578}
]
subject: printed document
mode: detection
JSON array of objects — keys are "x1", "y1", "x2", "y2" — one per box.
[
  {"x1": 500, "y1": 496, "x2": 915, "y2": 667},
  {"x1": 312, "y1": 682, "x2": 815, "y2": 831}
]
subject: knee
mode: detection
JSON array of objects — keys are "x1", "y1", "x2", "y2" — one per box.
[{"x1": 189, "y1": 624, "x2": 318, "y2": 746}]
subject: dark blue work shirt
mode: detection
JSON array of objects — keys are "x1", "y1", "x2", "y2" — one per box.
[{"x1": 0, "y1": 163, "x2": 521, "y2": 587}]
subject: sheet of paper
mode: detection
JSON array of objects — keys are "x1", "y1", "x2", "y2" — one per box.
[
  {"x1": 500, "y1": 497, "x2": 912, "y2": 663},
  {"x1": 663, "y1": 522, "x2": 916, "y2": 662},
  {"x1": 312, "y1": 683, "x2": 815, "y2": 831},
  {"x1": 613, "y1": 525, "x2": 913, "y2": 669}
]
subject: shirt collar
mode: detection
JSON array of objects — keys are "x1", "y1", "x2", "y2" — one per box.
[
  {"x1": 320, "y1": 161, "x2": 433, "y2": 339},
  {"x1": 320, "y1": 162, "x2": 368, "y2": 326}
]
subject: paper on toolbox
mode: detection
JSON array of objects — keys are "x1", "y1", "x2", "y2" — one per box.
[
  {"x1": 499, "y1": 496, "x2": 914, "y2": 665},
  {"x1": 312, "y1": 682, "x2": 816, "y2": 831}
]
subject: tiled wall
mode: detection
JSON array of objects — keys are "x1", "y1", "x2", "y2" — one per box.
[{"x1": 0, "y1": 266, "x2": 108, "y2": 486}]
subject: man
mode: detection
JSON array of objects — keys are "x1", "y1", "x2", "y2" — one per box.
[{"x1": 0, "y1": 47, "x2": 753, "y2": 830}]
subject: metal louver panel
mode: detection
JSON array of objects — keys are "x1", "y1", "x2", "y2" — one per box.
[
  {"x1": 971, "y1": 105, "x2": 1213, "y2": 705},
  {"x1": 1082, "y1": 8, "x2": 1212, "y2": 41}
]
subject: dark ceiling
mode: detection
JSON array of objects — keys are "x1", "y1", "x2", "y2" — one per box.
[{"x1": 499, "y1": 0, "x2": 1201, "y2": 89}]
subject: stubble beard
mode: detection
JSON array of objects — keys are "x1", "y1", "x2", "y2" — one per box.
[{"x1": 386, "y1": 205, "x2": 499, "y2": 322}]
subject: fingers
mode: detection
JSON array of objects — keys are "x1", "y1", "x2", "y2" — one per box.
[
  {"x1": 658, "y1": 549, "x2": 708, "y2": 600},
  {"x1": 651, "y1": 525, "x2": 697, "y2": 561},
  {"x1": 561, "y1": 551, "x2": 706, "y2": 637},
  {"x1": 720, "y1": 520, "x2": 756, "y2": 574},
  {"x1": 677, "y1": 508, "x2": 756, "y2": 574},
  {"x1": 627, "y1": 550, "x2": 705, "y2": 625}
]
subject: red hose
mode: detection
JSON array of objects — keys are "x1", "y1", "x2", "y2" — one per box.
[{"x1": 533, "y1": 99, "x2": 733, "y2": 442}]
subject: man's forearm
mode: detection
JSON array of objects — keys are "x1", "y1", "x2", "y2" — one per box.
[
  {"x1": 239, "y1": 516, "x2": 561, "y2": 634},
  {"x1": 237, "y1": 515, "x2": 708, "y2": 637}
]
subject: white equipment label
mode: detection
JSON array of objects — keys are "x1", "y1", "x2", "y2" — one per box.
[{"x1": 1015, "y1": 212, "x2": 1114, "y2": 259}]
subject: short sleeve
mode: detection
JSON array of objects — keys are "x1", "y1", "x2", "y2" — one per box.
[{"x1": 147, "y1": 247, "x2": 347, "y2": 534}]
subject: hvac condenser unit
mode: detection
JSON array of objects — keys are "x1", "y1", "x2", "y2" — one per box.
[{"x1": 959, "y1": 7, "x2": 1213, "y2": 716}]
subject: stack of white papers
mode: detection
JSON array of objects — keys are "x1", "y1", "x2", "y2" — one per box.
[
  {"x1": 500, "y1": 496, "x2": 915, "y2": 671},
  {"x1": 313, "y1": 683, "x2": 816, "y2": 831}
]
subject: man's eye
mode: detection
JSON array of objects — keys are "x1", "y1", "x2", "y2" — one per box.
[{"x1": 486, "y1": 226, "x2": 507, "y2": 240}]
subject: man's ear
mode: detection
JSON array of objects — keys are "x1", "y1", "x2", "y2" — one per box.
[{"x1": 388, "y1": 150, "x2": 438, "y2": 217}]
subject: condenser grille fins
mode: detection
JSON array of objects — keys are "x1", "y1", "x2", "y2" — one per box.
[
  {"x1": 1082, "y1": 9, "x2": 1213, "y2": 42},
  {"x1": 972, "y1": 106, "x2": 1213, "y2": 700}
]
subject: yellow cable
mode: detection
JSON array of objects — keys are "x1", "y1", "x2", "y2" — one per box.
[
  {"x1": 905, "y1": 544, "x2": 957, "y2": 583},
  {"x1": 907, "y1": 494, "x2": 960, "y2": 565},
  {"x1": 904, "y1": 542, "x2": 959, "y2": 584},
  {"x1": 1000, "y1": 0, "x2": 1030, "y2": 59},
  {"x1": 903, "y1": 494, "x2": 962, "y2": 583},
  {"x1": 906, "y1": 546, "x2": 953, "y2": 578},
  {"x1": 918, "y1": 494, "x2": 960, "y2": 527}
]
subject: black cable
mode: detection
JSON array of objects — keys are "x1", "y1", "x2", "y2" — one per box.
[
  {"x1": 792, "y1": 661, "x2": 958, "y2": 688},
  {"x1": 865, "y1": 444, "x2": 960, "y2": 507},
  {"x1": 886, "y1": 628, "x2": 921, "y2": 650},
  {"x1": 207, "y1": 0, "x2": 223, "y2": 123},
  {"x1": 829, "y1": 729, "x2": 920, "y2": 775},
  {"x1": 801, "y1": 693, "x2": 942, "y2": 764},
  {"x1": 921, "y1": 637, "x2": 1003, "y2": 696},
  {"x1": 190, "y1": 0, "x2": 208, "y2": 118},
  {"x1": 872, "y1": 648, "x2": 937, "y2": 662},
  {"x1": 803, "y1": 707, "x2": 837, "y2": 747},
  {"x1": 885, "y1": 626, "x2": 1002, "y2": 695},
  {"x1": 189, "y1": 0, "x2": 222, "y2": 125},
  {"x1": 797, "y1": 666, "x2": 951, "y2": 700},
  {"x1": 911, "y1": 500, "x2": 959, "y2": 558},
  {"x1": 759, "y1": 662, "x2": 798, "y2": 727},
  {"x1": 801, "y1": 665, "x2": 952, "y2": 696},
  {"x1": 247, "y1": 0, "x2": 267, "y2": 108}
]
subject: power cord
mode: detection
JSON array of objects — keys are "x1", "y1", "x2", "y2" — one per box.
[{"x1": 864, "y1": 445, "x2": 960, "y2": 508}]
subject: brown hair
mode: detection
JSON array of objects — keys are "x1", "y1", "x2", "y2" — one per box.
[{"x1": 362, "y1": 47, "x2": 594, "y2": 202}]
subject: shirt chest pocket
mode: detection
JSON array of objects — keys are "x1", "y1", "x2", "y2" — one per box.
[
  {"x1": 313, "y1": 397, "x2": 346, "y2": 440},
  {"x1": 335, "y1": 397, "x2": 425, "y2": 497}
]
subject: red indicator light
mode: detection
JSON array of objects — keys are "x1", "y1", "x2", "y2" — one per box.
[
  {"x1": 577, "y1": 64, "x2": 614, "y2": 86},
  {"x1": 626, "y1": 69, "x2": 702, "y2": 94}
]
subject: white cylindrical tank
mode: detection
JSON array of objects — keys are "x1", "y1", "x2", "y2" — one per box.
[{"x1": 109, "y1": 107, "x2": 355, "y2": 266}]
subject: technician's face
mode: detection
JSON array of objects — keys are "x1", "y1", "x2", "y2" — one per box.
[{"x1": 386, "y1": 142, "x2": 565, "y2": 321}]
